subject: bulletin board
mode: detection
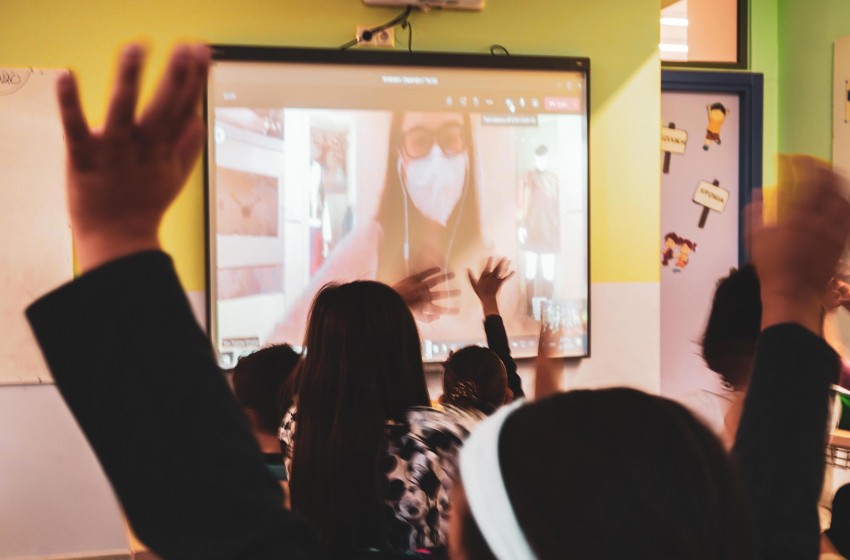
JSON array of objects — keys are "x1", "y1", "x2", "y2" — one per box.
[
  {"x1": 660, "y1": 71, "x2": 763, "y2": 399},
  {"x1": 0, "y1": 67, "x2": 73, "y2": 385}
]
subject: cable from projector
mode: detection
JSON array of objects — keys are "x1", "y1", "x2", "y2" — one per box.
[
  {"x1": 489, "y1": 44, "x2": 510, "y2": 56},
  {"x1": 340, "y1": 6, "x2": 414, "y2": 50}
]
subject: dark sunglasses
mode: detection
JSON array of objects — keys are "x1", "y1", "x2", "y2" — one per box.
[{"x1": 400, "y1": 122, "x2": 466, "y2": 159}]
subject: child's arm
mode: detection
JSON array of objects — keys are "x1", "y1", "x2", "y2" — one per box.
[{"x1": 468, "y1": 258, "x2": 524, "y2": 398}]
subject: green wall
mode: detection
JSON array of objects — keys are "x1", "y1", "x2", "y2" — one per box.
[
  {"x1": 751, "y1": 0, "x2": 779, "y2": 189},
  {"x1": 2, "y1": 0, "x2": 661, "y2": 289},
  {"x1": 776, "y1": 0, "x2": 847, "y2": 160}
]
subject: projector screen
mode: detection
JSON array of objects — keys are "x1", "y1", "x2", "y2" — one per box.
[{"x1": 206, "y1": 47, "x2": 589, "y2": 367}]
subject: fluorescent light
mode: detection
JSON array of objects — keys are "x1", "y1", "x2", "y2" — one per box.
[
  {"x1": 660, "y1": 17, "x2": 689, "y2": 27},
  {"x1": 659, "y1": 43, "x2": 689, "y2": 53}
]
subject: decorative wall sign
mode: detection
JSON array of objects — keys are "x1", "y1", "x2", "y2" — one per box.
[
  {"x1": 662, "y1": 122, "x2": 688, "y2": 174},
  {"x1": 693, "y1": 179, "x2": 729, "y2": 228}
]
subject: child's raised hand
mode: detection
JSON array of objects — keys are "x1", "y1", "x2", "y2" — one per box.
[
  {"x1": 58, "y1": 43, "x2": 210, "y2": 272},
  {"x1": 467, "y1": 257, "x2": 514, "y2": 316},
  {"x1": 753, "y1": 156, "x2": 850, "y2": 333}
]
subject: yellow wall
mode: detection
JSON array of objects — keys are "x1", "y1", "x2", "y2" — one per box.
[{"x1": 2, "y1": 0, "x2": 660, "y2": 289}]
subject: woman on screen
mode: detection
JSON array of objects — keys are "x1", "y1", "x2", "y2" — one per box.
[
  {"x1": 376, "y1": 111, "x2": 485, "y2": 283},
  {"x1": 268, "y1": 110, "x2": 490, "y2": 344}
]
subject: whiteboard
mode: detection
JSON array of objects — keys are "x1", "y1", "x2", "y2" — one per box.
[
  {"x1": 0, "y1": 67, "x2": 73, "y2": 385},
  {"x1": 0, "y1": 384, "x2": 129, "y2": 559}
]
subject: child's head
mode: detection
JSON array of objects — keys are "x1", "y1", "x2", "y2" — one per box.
[
  {"x1": 708, "y1": 102, "x2": 728, "y2": 123},
  {"x1": 232, "y1": 344, "x2": 301, "y2": 434},
  {"x1": 680, "y1": 238, "x2": 697, "y2": 253},
  {"x1": 453, "y1": 389, "x2": 754, "y2": 559},
  {"x1": 701, "y1": 264, "x2": 761, "y2": 390},
  {"x1": 442, "y1": 346, "x2": 511, "y2": 414}
]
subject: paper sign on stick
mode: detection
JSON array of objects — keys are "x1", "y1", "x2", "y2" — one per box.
[
  {"x1": 661, "y1": 122, "x2": 687, "y2": 174},
  {"x1": 693, "y1": 179, "x2": 729, "y2": 228}
]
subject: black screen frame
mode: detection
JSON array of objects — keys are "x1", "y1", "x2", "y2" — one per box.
[{"x1": 204, "y1": 45, "x2": 592, "y2": 364}]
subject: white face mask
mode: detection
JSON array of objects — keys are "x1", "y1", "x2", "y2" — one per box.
[{"x1": 400, "y1": 145, "x2": 468, "y2": 226}]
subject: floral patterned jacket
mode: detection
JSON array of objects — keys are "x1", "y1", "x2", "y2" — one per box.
[{"x1": 279, "y1": 405, "x2": 481, "y2": 552}]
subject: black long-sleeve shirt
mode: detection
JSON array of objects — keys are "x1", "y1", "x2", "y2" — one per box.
[
  {"x1": 733, "y1": 324, "x2": 840, "y2": 559},
  {"x1": 27, "y1": 251, "x2": 320, "y2": 560},
  {"x1": 27, "y1": 251, "x2": 839, "y2": 560},
  {"x1": 483, "y1": 314, "x2": 524, "y2": 399}
]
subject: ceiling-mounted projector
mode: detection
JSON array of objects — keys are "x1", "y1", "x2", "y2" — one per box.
[{"x1": 363, "y1": 0, "x2": 485, "y2": 10}]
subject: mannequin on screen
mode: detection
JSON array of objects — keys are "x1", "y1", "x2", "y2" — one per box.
[
  {"x1": 518, "y1": 144, "x2": 560, "y2": 319},
  {"x1": 308, "y1": 154, "x2": 332, "y2": 275}
]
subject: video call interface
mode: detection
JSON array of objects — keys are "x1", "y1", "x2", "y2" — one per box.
[{"x1": 207, "y1": 54, "x2": 589, "y2": 367}]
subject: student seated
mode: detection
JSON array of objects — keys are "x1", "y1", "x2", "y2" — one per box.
[
  {"x1": 467, "y1": 257, "x2": 524, "y2": 401},
  {"x1": 25, "y1": 43, "x2": 848, "y2": 560},
  {"x1": 441, "y1": 346, "x2": 510, "y2": 414},
  {"x1": 680, "y1": 263, "x2": 761, "y2": 448},
  {"x1": 452, "y1": 390, "x2": 755, "y2": 559},
  {"x1": 278, "y1": 280, "x2": 478, "y2": 557},
  {"x1": 439, "y1": 258, "x2": 522, "y2": 415},
  {"x1": 232, "y1": 344, "x2": 299, "y2": 497}
]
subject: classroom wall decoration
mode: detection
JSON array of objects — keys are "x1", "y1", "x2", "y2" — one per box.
[
  {"x1": 661, "y1": 123, "x2": 688, "y2": 174},
  {"x1": 703, "y1": 103, "x2": 729, "y2": 151},
  {"x1": 659, "y1": 71, "x2": 763, "y2": 399},
  {"x1": 661, "y1": 89, "x2": 740, "y2": 397},
  {"x1": 693, "y1": 179, "x2": 730, "y2": 228}
]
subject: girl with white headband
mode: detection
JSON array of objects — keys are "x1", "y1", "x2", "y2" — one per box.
[{"x1": 452, "y1": 391, "x2": 755, "y2": 559}]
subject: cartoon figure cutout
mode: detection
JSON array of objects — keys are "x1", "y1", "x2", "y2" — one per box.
[
  {"x1": 661, "y1": 232, "x2": 678, "y2": 266},
  {"x1": 674, "y1": 238, "x2": 697, "y2": 272},
  {"x1": 661, "y1": 232, "x2": 697, "y2": 272},
  {"x1": 703, "y1": 103, "x2": 728, "y2": 151}
]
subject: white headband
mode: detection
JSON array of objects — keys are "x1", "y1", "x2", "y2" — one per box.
[{"x1": 459, "y1": 399, "x2": 535, "y2": 560}]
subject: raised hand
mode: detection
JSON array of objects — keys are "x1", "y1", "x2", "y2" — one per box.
[
  {"x1": 534, "y1": 313, "x2": 561, "y2": 399},
  {"x1": 58, "y1": 43, "x2": 210, "y2": 272},
  {"x1": 751, "y1": 156, "x2": 850, "y2": 333},
  {"x1": 824, "y1": 277, "x2": 850, "y2": 311},
  {"x1": 393, "y1": 267, "x2": 460, "y2": 323},
  {"x1": 467, "y1": 257, "x2": 515, "y2": 317}
]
